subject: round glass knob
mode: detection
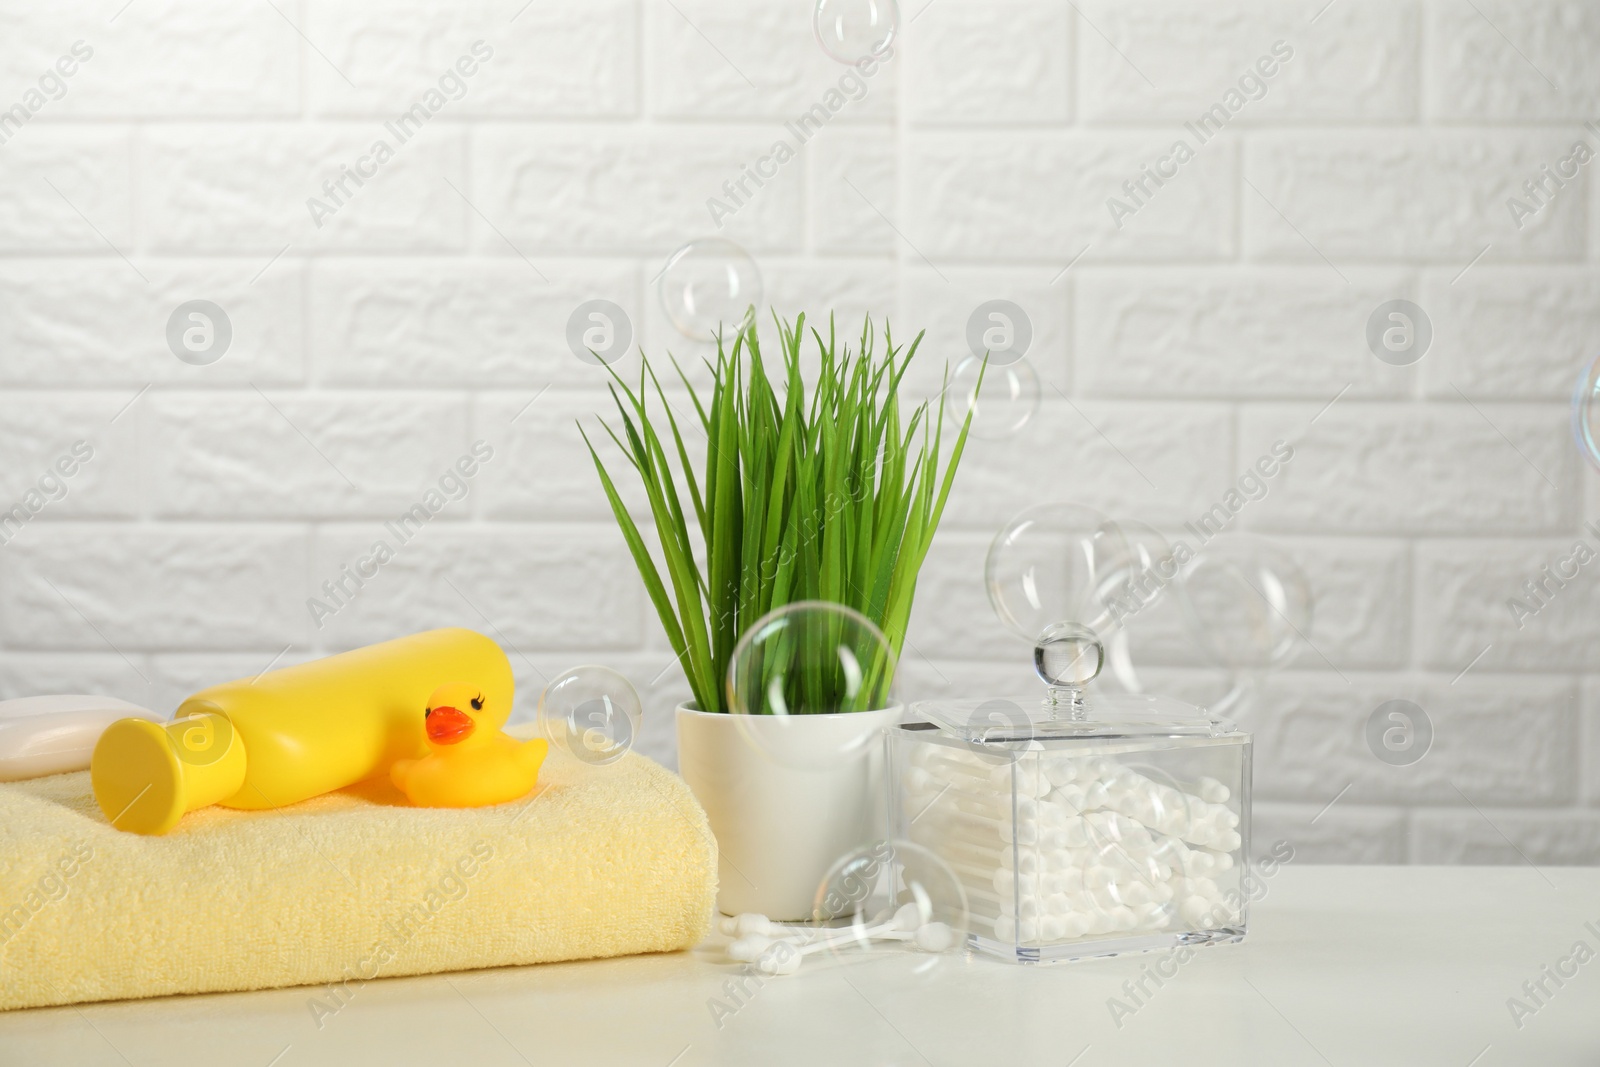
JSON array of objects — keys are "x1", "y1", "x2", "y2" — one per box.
[
  {"x1": 1034, "y1": 621, "x2": 1104, "y2": 687},
  {"x1": 1034, "y1": 622, "x2": 1103, "y2": 721}
]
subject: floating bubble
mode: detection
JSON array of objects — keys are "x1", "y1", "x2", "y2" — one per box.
[
  {"x1": 985, "y1": 502, "x2": 1140, "y2": 642},
  {"x1": 1090, "y1": 518, "x2": 1181, "y2": 693},
  {"x1": 946, "y1": 355, "x2": 1040, "y2": 441},
  {"x1": 1177, "y1": 535, "x2": 1313, "y2": 673},
  {"x1": 1571, "y1": 352, "x2": 1600, "y2": 469},
  {"x1": 808, "y1": 839, "x2": 968, "y2": 967},
  {"x1": 813, "y1": 0, "x2": 899, "y2": 64},
  {"x1": 659, "y1": 238, "x2": 762, "y2": 343},
  {"x1": 726, "y1": 601, "x2": 898, "y2": 770},
  {"x1": 538, "y1": 665, "x2": 642, "y2": 766},
  {"x1": 1107, "y1": 760, "x2": 1216, "y2": 863},
  {"x1": 1090, "y1": 519, "x2": 1179, "y2": 619}
]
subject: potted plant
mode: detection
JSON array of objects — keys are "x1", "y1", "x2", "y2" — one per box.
[{"x1": 583, "y1": 313, "x2": 976, "y2": 919}]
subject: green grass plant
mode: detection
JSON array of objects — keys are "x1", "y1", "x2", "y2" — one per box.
[{"x1": 581, "y1": 313, "x2": 979, "y2": 714}]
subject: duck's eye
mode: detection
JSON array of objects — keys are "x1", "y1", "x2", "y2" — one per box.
[
  {"x1": 470, "y1": 695, "x2": 484, "y2": 711},
  {"x1": 425, "y1": 707, "x2": 432, "y2": 717}
]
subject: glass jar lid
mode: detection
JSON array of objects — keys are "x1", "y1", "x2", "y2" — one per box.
[{"x1": 910, "y1": 691, "x2": 1237, "y2": 743}]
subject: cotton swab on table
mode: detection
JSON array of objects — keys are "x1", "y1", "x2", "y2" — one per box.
[{"x1": 719, "y1": 903, "x2": 957, "y2": 976}]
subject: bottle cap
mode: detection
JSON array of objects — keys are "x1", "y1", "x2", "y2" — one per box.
[{"x1": 90, "y1": 709, "x2": 245, "y2": 835}]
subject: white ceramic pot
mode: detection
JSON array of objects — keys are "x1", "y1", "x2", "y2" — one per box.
[{"x1": 676, "y1": 703, "x2": 902, "y2": 921}]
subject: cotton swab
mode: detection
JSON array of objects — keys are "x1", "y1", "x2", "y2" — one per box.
[{"x1": 719, "y1": 902, "x2": 956, "y2": 976}]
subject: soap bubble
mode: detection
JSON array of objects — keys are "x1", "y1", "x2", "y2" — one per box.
[
  {"x1": 659, "y1": 238, "x2": 762, "y2": 343},
  {"x1": 538, "y1": 665, "x2": 642, "y2": 766},
  {"x1": 987, "y1": 505, "x2": 1178, "y2": 702},
  {"x1": 1091, "y1": 518, "x2": 1182, "y2": 693},
  {"x1": 1571, "y1": 352, "x2": 1600, "y2": 469},
  {"x1": 1090, "y1": 519, "x2": 1179, "y2": 627},
  {"x1": 727, "y1": 601, "x2": 898, "y2": 770},
  {"x1": 813, "y1": 0, "x2": 899, "y2": 64},
  {"x1": 1177, "y1": 535, "x2": 1313, "y2": 673},
  {"x1": 945, "y1": 355, "x2": 1040, "y2": 440},
  {"x1": 985, "y1": 502, "x2": 1138, "y2": 642},
  {"x1": 809, "y1": 839, "x2": 968, "y2": 968},
  {"x1": 1107, "y1": 760, "x2": 1229, "y2": 866}
]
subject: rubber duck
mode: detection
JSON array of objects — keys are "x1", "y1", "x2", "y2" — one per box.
[{"x1": 390, "y1": 681, "x2": 547, "y2": 808}]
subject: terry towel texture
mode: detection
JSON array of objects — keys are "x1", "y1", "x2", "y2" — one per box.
[{"x1": 0, "y1": 735, "x2": 717, "y2": 1011}]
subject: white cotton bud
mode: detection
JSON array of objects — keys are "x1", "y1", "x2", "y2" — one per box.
[
  {"x1": 756, "y1": 945, "x2": 802, "y2": 975},
  {"x1": 1179, "y1": 896, "x2": 1214, "y2": 927},
  {"x1": 1052, "y1": 785, "x2": 1086, "y2": 815},
  {"x1": 727, "y1": 935, "x2": 774, "y2": 962},
  {"x1": 1044, "y1": 758, "x2": 1077, "y2": 787},
  {"x1": 1059, "y1": 817, "x2": 1089, "y2": 848},
  {"x1": 914, "y1": 922, "x2": 956, "y2": 952},
  {"x1": 731, "y1": 913, "x2": 773, "y2": 938}
]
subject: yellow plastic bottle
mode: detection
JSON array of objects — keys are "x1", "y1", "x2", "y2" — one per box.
[{"x1": 90, "y1": 628, "x2": 514, "y2": 835}]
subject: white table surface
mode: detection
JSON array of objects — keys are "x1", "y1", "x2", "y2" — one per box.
[{"x1": 3, "y1": 866, "x2": 1597, "y2": 1067}]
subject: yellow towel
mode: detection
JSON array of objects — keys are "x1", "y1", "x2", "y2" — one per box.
[{"x1": 0, "y1": 730, "x2": 716, "y2": 1011}]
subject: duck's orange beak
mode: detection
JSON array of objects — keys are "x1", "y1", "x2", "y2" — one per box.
[{"x1": 425, "y1": 705, "x2": 474, "y2": 745}]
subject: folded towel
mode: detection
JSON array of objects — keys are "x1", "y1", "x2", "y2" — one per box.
[{"x1": 0, "y1": 727, "x2": 716, "y2": 1011}]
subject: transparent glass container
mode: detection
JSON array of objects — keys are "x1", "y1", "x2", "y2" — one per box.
[{"x1": 889, "y1": 692, "x2": 1251, "y2": 963}]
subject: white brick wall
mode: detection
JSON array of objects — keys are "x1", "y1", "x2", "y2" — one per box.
[{"x1": 0, "y1": 0, "x2": 1595, "y2": 865}]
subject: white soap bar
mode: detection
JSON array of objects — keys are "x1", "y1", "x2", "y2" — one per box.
[{"x1": 0, "y1": 695, "x2": 160, "y2": 782}]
